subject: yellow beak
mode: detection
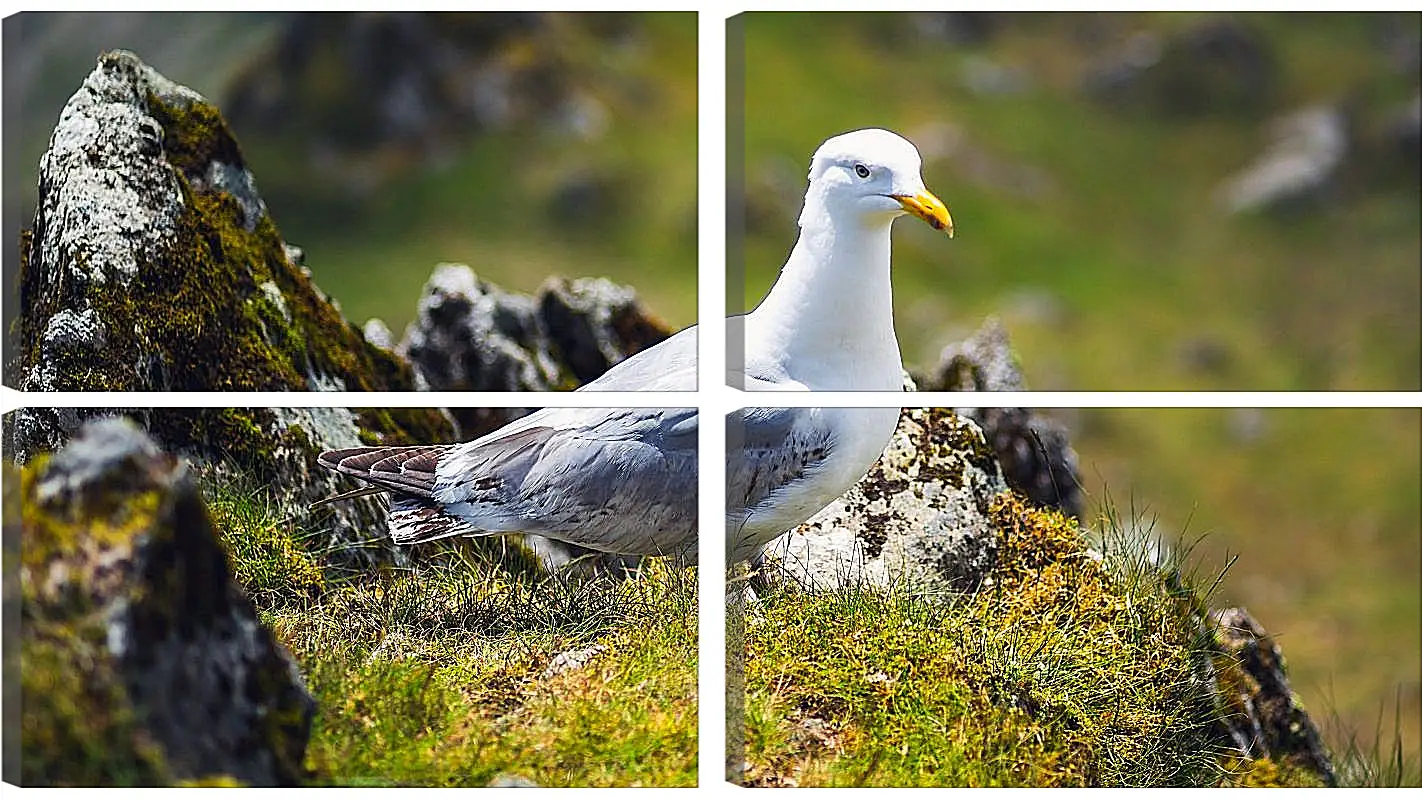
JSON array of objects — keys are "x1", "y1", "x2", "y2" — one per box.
[{"x1": 892, "y1": 190, "x2": 954, "y2": 238}]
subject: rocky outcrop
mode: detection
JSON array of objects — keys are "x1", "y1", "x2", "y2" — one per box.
[
  {"x1": 920, "y1": 318, "x2": 1085, "y2": 522},
  {"x1": 1210, "y1": 607, "x2": 1338, "y2": 786},
  {"x1": 9, "y1": 50, "x2": 423, "y2": 395},
  {"x1": 12, "y1": 418, "x2": 313, "y2": 786},
  {"x1": 743, "y1": 403, "x2": 1339, "y2": 786},
  {"x1": 395, "y1": 263, "x2": 670, "y2": 437},
  {"x1": 759, "y1": 408, "x2": 1007, "y2": 593},
  {"x1": 754, "y1": 321, "x2": 1084, "y2": 592},
  {"x1": 6, "y1": 50, "x2": 680, "y2": 570}
]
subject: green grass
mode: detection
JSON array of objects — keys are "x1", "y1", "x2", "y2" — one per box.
[
  {"x1": 1328, "y1": 690, "x2": 1422, "y2": 787},
  {"x1": 203, "y1": 479, "x2": 698, "y2": 787}
]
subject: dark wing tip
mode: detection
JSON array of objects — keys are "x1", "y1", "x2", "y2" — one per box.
[{"x1": 317, "y1": 445, "x2": 450, "y2": 499}]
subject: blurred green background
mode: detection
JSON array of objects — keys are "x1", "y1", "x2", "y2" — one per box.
[
  {"x1": 736, "y1": 11, "x2": 1419, "y2": 392},
  {"x1": 738, "y1": 11, "x2": 1419, "y2": 769},
  {"x1": 5, "y1": 12, "x2": 698, "y2": 337}
]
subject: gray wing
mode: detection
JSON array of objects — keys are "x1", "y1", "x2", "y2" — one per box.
[
  {"x1": 725, "y1": 407, "x2": 837, "y2": 539},
  {"x1": 579, "y1": 325, "x2": 696, "y2": 391},
  {"x1": 425, "y1": 407, "x2": 699, "y2": 556}
]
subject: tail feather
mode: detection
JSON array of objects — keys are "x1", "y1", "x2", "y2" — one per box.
[
  {"x1": 318, "y1": 445, "x2": 447, "y2": 498},
  {"x1": 388, "y1": 496, "x2": 486, "y2": 545},
  {"x1": 316, "y1": 445, "x2": 494, "y2": 546},
  {"x1": 309, "y1": 484, "x2": 386, "y2": 509}
]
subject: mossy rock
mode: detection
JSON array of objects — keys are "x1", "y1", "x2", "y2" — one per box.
[
  {"x1": 917, "y1": 318, "x2": 1084, "y2": 520},
  {"x1": 10, "y1": 49, "x2": 419, "y2": 394},
  {"x1": 13, "y1": 418, "x2": 313, "y2": 786},
  {"x1": 739, "y1": 488, "x2": 1340, "y2": 787},
  {"x1": 7, "y1": 405, "x2": 456, "y2": 574},
  {"x1": 1209, "y1": 607, "x2": 1337, "y2": 785}
]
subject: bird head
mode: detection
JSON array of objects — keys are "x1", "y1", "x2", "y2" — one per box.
[{"x1": 801, "y1": 128, "x2": 954, "y2": 237}]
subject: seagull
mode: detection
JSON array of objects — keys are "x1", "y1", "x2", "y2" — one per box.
[{"x1": 317, "y1": 129, "x2": 952, "y2": 564}]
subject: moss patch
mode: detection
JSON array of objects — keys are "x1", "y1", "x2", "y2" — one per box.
[
  {"x1": 1224, "y1": 756, "x2": 1327, "y2": 787},
  {"x1": 740, "y1": 492, "x2": 1286, "y2": 787},
  {"x1": 20, "y1": 634, "x2": 173, "y2": 786}
]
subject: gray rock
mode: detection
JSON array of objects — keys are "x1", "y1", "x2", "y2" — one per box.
[
  {"x1": 539, "y1": 275, "x2": 670, "y2": 386},
  {"x1": 929, "y1": 315, "x2": 1026, "y2": 393},
  {"x1": 760, "y1": 408, "x2": 1007, "y2": 593},
  {"x1": 1220, "y1": 105, "x2": 1349, "y2": 215},
  {"x1": 199, "y1": 159, "x2": 268, "y2": 232},
  {"x1": 400, "y1": 263, "x2": 565, "y2": 397},
  {"x1": 921, "y1": 318, "x2": 1085, "y2": 521},
  {"x1": 362, "y1": 318, "x2": 396, "y2": 351},
  {"x1": 542, "y1": 643, "x2": 608, "y2": 680},
  {"x1": 10, "y1": 50, "x2": 425, "y2": 396},
  {"x1": 39, "y1": 307, "x2": 106, "y2": 361},
  {"x1": 17, "y1": 417, "x2": 314, "y2": 786},
  {"x1": 5, "y1": 407, "x2": 87, "y2": 465},
  {"x1": 398, "y1": 263, "x2": 671, "y2": 435}
]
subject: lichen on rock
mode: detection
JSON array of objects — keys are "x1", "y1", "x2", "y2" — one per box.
[
  {"x1": 920, "y1": 317, "x2": 1084, "y2": 521},
  {"x1": 10, "y1": 50, "x2": 423, "y2": 395},
  {"x1": 759, "y1": 407, "x2": 1007, "y2": 593},
  {"x1": 13, "y1": 417, "x2": 314, "y2": 786}
]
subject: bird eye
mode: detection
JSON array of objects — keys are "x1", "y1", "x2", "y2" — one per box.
[{"x1": 854, "y1": 163, "x2": 871, "y2": 179}]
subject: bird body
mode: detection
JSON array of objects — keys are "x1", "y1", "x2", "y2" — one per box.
[
  {"x1": 320, "y1": 405, "x2": 699, "y2": 556},
  {"x1": 318, "y1": 129, "x2": 953, "y2": 563}
]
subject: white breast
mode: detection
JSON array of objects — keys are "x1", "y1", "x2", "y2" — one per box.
[{"x1": 736, "y1": 406, "x2": 901, "y2": 559}]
